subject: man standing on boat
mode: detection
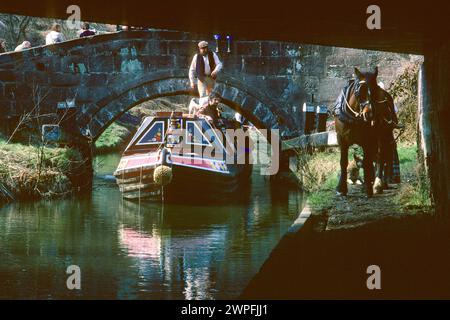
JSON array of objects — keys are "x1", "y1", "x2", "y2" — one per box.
[{"x1": 189, "y1": 41, "x2": 223, "y2": 97}]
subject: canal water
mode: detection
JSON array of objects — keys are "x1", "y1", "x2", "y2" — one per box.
[{"x1": 0, "y1": 152, "x2": 304, "y2": 299}]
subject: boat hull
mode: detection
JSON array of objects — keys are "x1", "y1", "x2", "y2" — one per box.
[{"x1": 115, "y1": 162, "x2": 252, "y2": 202}]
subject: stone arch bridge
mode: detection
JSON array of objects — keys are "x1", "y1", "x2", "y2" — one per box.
[{"x1": 0, "y1": 30, "x2": 311, "y2": 140}]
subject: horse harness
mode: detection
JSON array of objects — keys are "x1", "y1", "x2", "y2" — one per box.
[{"x1": 333, "y1": 79, "x2": 391, "y2": 125}]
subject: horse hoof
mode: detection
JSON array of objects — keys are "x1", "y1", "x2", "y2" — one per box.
[
  {"x1": 336, "y1": 191, "x2": 347, "y2": 197},
  {"x1": 373, "y1": 186, "x2": 383, "y2": 194},
  {"x1": 373, "y1": 177, "x2": 383, "y2": 194}
]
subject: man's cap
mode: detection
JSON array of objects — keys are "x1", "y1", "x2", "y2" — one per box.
[{"x1": 198, "y1": 41, "x2": 208, "y2": 48}]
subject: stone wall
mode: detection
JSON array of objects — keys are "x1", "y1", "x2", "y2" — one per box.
[{"x1": 0, "y1": 30, "x2": 421, "y2": 139}]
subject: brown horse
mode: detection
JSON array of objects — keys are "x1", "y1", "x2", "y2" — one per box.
[{"x1": 334, "y1": 67, "x2": 395, "y2": 197}]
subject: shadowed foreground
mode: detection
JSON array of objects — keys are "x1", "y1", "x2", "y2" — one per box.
[{"x1": 241, "y1": 214, "x2": 450, "y2": 299}]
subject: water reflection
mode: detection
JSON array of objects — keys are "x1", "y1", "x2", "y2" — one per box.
[{"x1": 0, "y1": 153, "x2": 304, "y2": 299}]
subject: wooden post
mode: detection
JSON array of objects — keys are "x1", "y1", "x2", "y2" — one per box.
[
  {"x1": 418, "y1": 64, "x2": 431, "y2": 175},
  {"x1": 422, "y1": 42, "x2": 450, "y2": 219}
]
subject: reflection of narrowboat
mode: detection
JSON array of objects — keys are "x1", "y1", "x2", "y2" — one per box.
[{"x1": 114, "y1": 112, "x2": 253, "y2": 201}]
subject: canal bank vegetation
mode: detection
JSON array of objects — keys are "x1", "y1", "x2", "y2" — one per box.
[
  {"x1": 299, "y1": 144, "x2": 432, "y2": 213},
  {"x1": 0, "y1": 135, "x2": 84, "y2": 204},
  {"x1": 95, "y1": 122, "x2": 131, "y2": 154}
]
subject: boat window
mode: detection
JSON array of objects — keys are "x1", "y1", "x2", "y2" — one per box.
[
  {"x1": 136, "y1": 121, "x2": 165, "y2": 145},
  {"x1": 185, "y1": 121, "x2": 211, "y2": 146}
]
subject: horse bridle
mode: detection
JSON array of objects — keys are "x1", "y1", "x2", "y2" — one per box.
[{"x1": 344, "y1": 79, "x2": 389, "y2": 123}]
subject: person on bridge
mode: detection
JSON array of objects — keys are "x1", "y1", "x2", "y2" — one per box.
[
  {"x1": 14, "y1": 41, "x2": 31, "y2": 52},
  {"x1": 0, "y1": 39, "x2": 6, "y2": 53},
  {"x1": 189, "y1": 41, "x2": 223, "y2": 97},
  {"x1": 45, "y1": 23, "x2": 65, "y2": 45},
  {"x1": 79, "y1": 23, "x2": 96, "y2": 38}
]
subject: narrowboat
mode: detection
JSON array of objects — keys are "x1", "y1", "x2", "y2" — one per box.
[{"x1": 113, "y1": 111, "x2": 253, "y2": 202}]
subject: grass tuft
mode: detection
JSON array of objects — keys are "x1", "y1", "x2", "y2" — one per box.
[{"x1": 0, "y1": 140, "x2": 83, "y2": 201}]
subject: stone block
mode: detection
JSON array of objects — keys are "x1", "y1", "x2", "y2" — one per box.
[
  {"x1": 142, "y1": 55, "x2": 175, "y2": 71},
  {"x1": 243, "y1": 57, "x2": 293, "y2": 75},
  {"x1": 89, "y1": 55, "x2": 115, "y2": 72},
  {"x1": 144, "y1": 40, "x2": 168, "y2": 55},
  {"x1": 79, "y1": 73, "x2": 107, "y2": 87},
  {"x1": 280, "y1": 43, "x2": 301, "y2": 57},
  {"x1": 235, "y1": 41, "x2": 260, "y2": 56},
  {"x1": 261, "y1": 42, "x2": 281, "y2": 56},
  {"x1": 0, "y1": 70, "x2": 17, "y2": 81},
  {"x1": 0, "y1": 54, "x2": 14, "y2": 65},
  {"x1": 152, "y1": 30, "x2": 189, "y2": 41},
  {"x1": 24, "y1": 71, "x2": 49, "y2": 85},
  {"x1": 222, "y1": 56, "x2": 243, "y2": 73},
  {"x1": 167, "y1": 41, "x2": 198, "y2": 55},
  {"x1": 61, "y1": 55, "x2": 89, "y2": 73},
  {"x1": 174, "y1": 55, "x2": 193, "y2": 70},
  {"x1": 326, "y1": 54, "x2": 346, "y2": 66},
  {"x1": 50, "y1": 73, "x2": 81, "y2": 87}
]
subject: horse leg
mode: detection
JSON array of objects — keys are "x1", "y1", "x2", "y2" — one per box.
[
  {"x1": 381, "y1": 146, "x2": 391, "y2": 190},
  {"x1": 373, "y1": 144, "x2": 384, "y2": 194},
  {"x1": 336, "y1": 144, "x2": 349, "y2": 196},
  {"x1": 383, "y1": 133, "x2": 395, "y2": 189},
  {"x1": 362, "y1": 145, "x2": 374, "y2": 197}
]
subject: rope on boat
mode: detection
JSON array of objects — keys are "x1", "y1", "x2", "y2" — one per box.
[
  {"x1": 139, "y1": 165, "x2": 143, "y2": 201},
  {"x1": 152, "y1": 111, "x2": 175, "y2": 190},
  {"x1": 121, "y1": 170, "x2": 124, "y2": 201}
]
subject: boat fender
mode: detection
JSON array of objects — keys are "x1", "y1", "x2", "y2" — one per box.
[
  {"x1": 154, "y1": 148, "x2": 173, "y2": 186},
  {"x1": 153, "y1": 165, "x2": 173, "y2": 186}
]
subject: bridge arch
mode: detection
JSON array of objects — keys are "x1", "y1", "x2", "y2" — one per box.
[{"x1": 81, "y1": 70, "x2": 299, "y2": 141}]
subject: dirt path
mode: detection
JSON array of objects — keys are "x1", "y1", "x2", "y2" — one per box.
[{"x1": 324, "y1": 182, "x2": 409, "y2": 230}]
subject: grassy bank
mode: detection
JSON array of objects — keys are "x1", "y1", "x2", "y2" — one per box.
[
  {"x1": 295, "y1": 149, "x2": 339, "y2": 212},
  {"x1": 298, "y1": 143, "x2": 432, "y2": 213},
  {"x1": 95, "y1": 122, "x2": 131, "y2": 154},
  {"x1": 0, "y1": 137, "x2": 83, "y2": 204}
]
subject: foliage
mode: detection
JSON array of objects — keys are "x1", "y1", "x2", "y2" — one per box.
[
  {"x1": 0, "y1": 13, "x2": 114, "y2": 51},
  {"x1": 0, "y1": 140, "x2": 83, "y2": 201},
  {"x1": 95, "y1": 122, "x2": 131, "y2": 153},
  {"x1": 395, "y1": 144, "x2": 432, "y2": 210},
  {"x1": 388, "y1": 63, "x2": 420, "y2": 144},
  {"x1": 308, "y1": 174, "x2": 338, "y2": 211}
]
